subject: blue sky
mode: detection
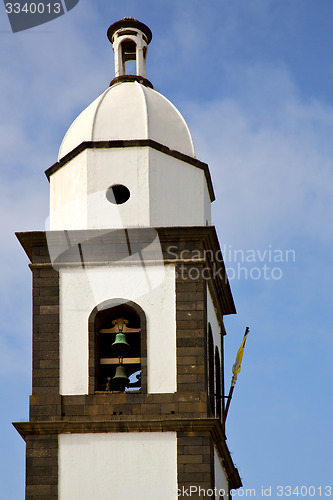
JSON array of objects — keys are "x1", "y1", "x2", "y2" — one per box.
[{"x1": 0, "y1": 1, "x2": 332, "y2": 498}]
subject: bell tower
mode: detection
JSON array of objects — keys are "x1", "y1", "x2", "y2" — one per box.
[{"x1": 14, "y1": 17, "x2": 242, "y2": 500}]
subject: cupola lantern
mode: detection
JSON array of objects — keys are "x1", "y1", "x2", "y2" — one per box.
[{"x1": 107, "y1": 17, "x2": 152, "y2": 85}]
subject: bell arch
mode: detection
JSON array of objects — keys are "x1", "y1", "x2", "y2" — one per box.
[
  {"x1": 88, "y1": 298, "x2": 147, "y2": 394},
  {"x1": 120, "y1": 37, "x2": 137, "y2": 75}
]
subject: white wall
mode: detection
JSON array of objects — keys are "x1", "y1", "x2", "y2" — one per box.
[
  {"x1": 149, "y1": 148, "x2": 211, "y2": 227},
  {"x1": 207, "y1": 287, "x2": 220, "y2": 348},
  {"x1": 214, "y1": 448, "x2": 229, "y2": 499},
  {"x1": 59, "y1": 264, "x2": 176, "y2": 395},
  {"x1": 50, "y1": 146, "x2": 211, "y2": 230},
  {"x1": 59, "y1": 432, "x2": 178, "y2": 500},
  {"x1": 50, "y1": 148, "x2": 150, "y2": 230},
  {"x1": 204, "y1": 180, "x2": 212, "y2": 225},
  {"x1": 86, "y1": 148, "x2": 150, "y2": 229},
  {"x1": 49, "y1": 151, "x2": 88, "y2": 230}
]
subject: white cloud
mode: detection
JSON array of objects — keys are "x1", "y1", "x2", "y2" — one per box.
[{"x1": 184, "y1": 63, "x2": 333, "y2": 248}]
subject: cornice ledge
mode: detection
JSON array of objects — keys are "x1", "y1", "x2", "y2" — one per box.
[{"x1": 13, "y1": 417, "x2": 241, "y2": 489}]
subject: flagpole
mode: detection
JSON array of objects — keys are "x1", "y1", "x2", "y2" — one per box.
[
  {"x1": 223, "y1": 377, "x2": 236, "y2": 425},
  {"x1": 223, "y1": 327, "x2": 249, "y2": 427}
]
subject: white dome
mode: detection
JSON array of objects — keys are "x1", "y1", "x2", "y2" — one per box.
[{"x1": 58, "y1": 82, "x2": 195, "y2": 160}]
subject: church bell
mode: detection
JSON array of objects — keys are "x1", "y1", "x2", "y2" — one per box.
[
  {"x1": 112, "y1": 364, "x2": 129, "y2": 390},
  {"x1": 112, "y1": 332, "x2": 130, "y2": 351}
]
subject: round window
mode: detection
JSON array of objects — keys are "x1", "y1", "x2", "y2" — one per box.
[{"x1": 106, "y1": 185, "x2": 130, "y2": 205}]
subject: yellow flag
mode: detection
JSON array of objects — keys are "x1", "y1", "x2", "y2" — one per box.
[{"x1": 232, "y1": 327, "x2": 250, "y2": 383}]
